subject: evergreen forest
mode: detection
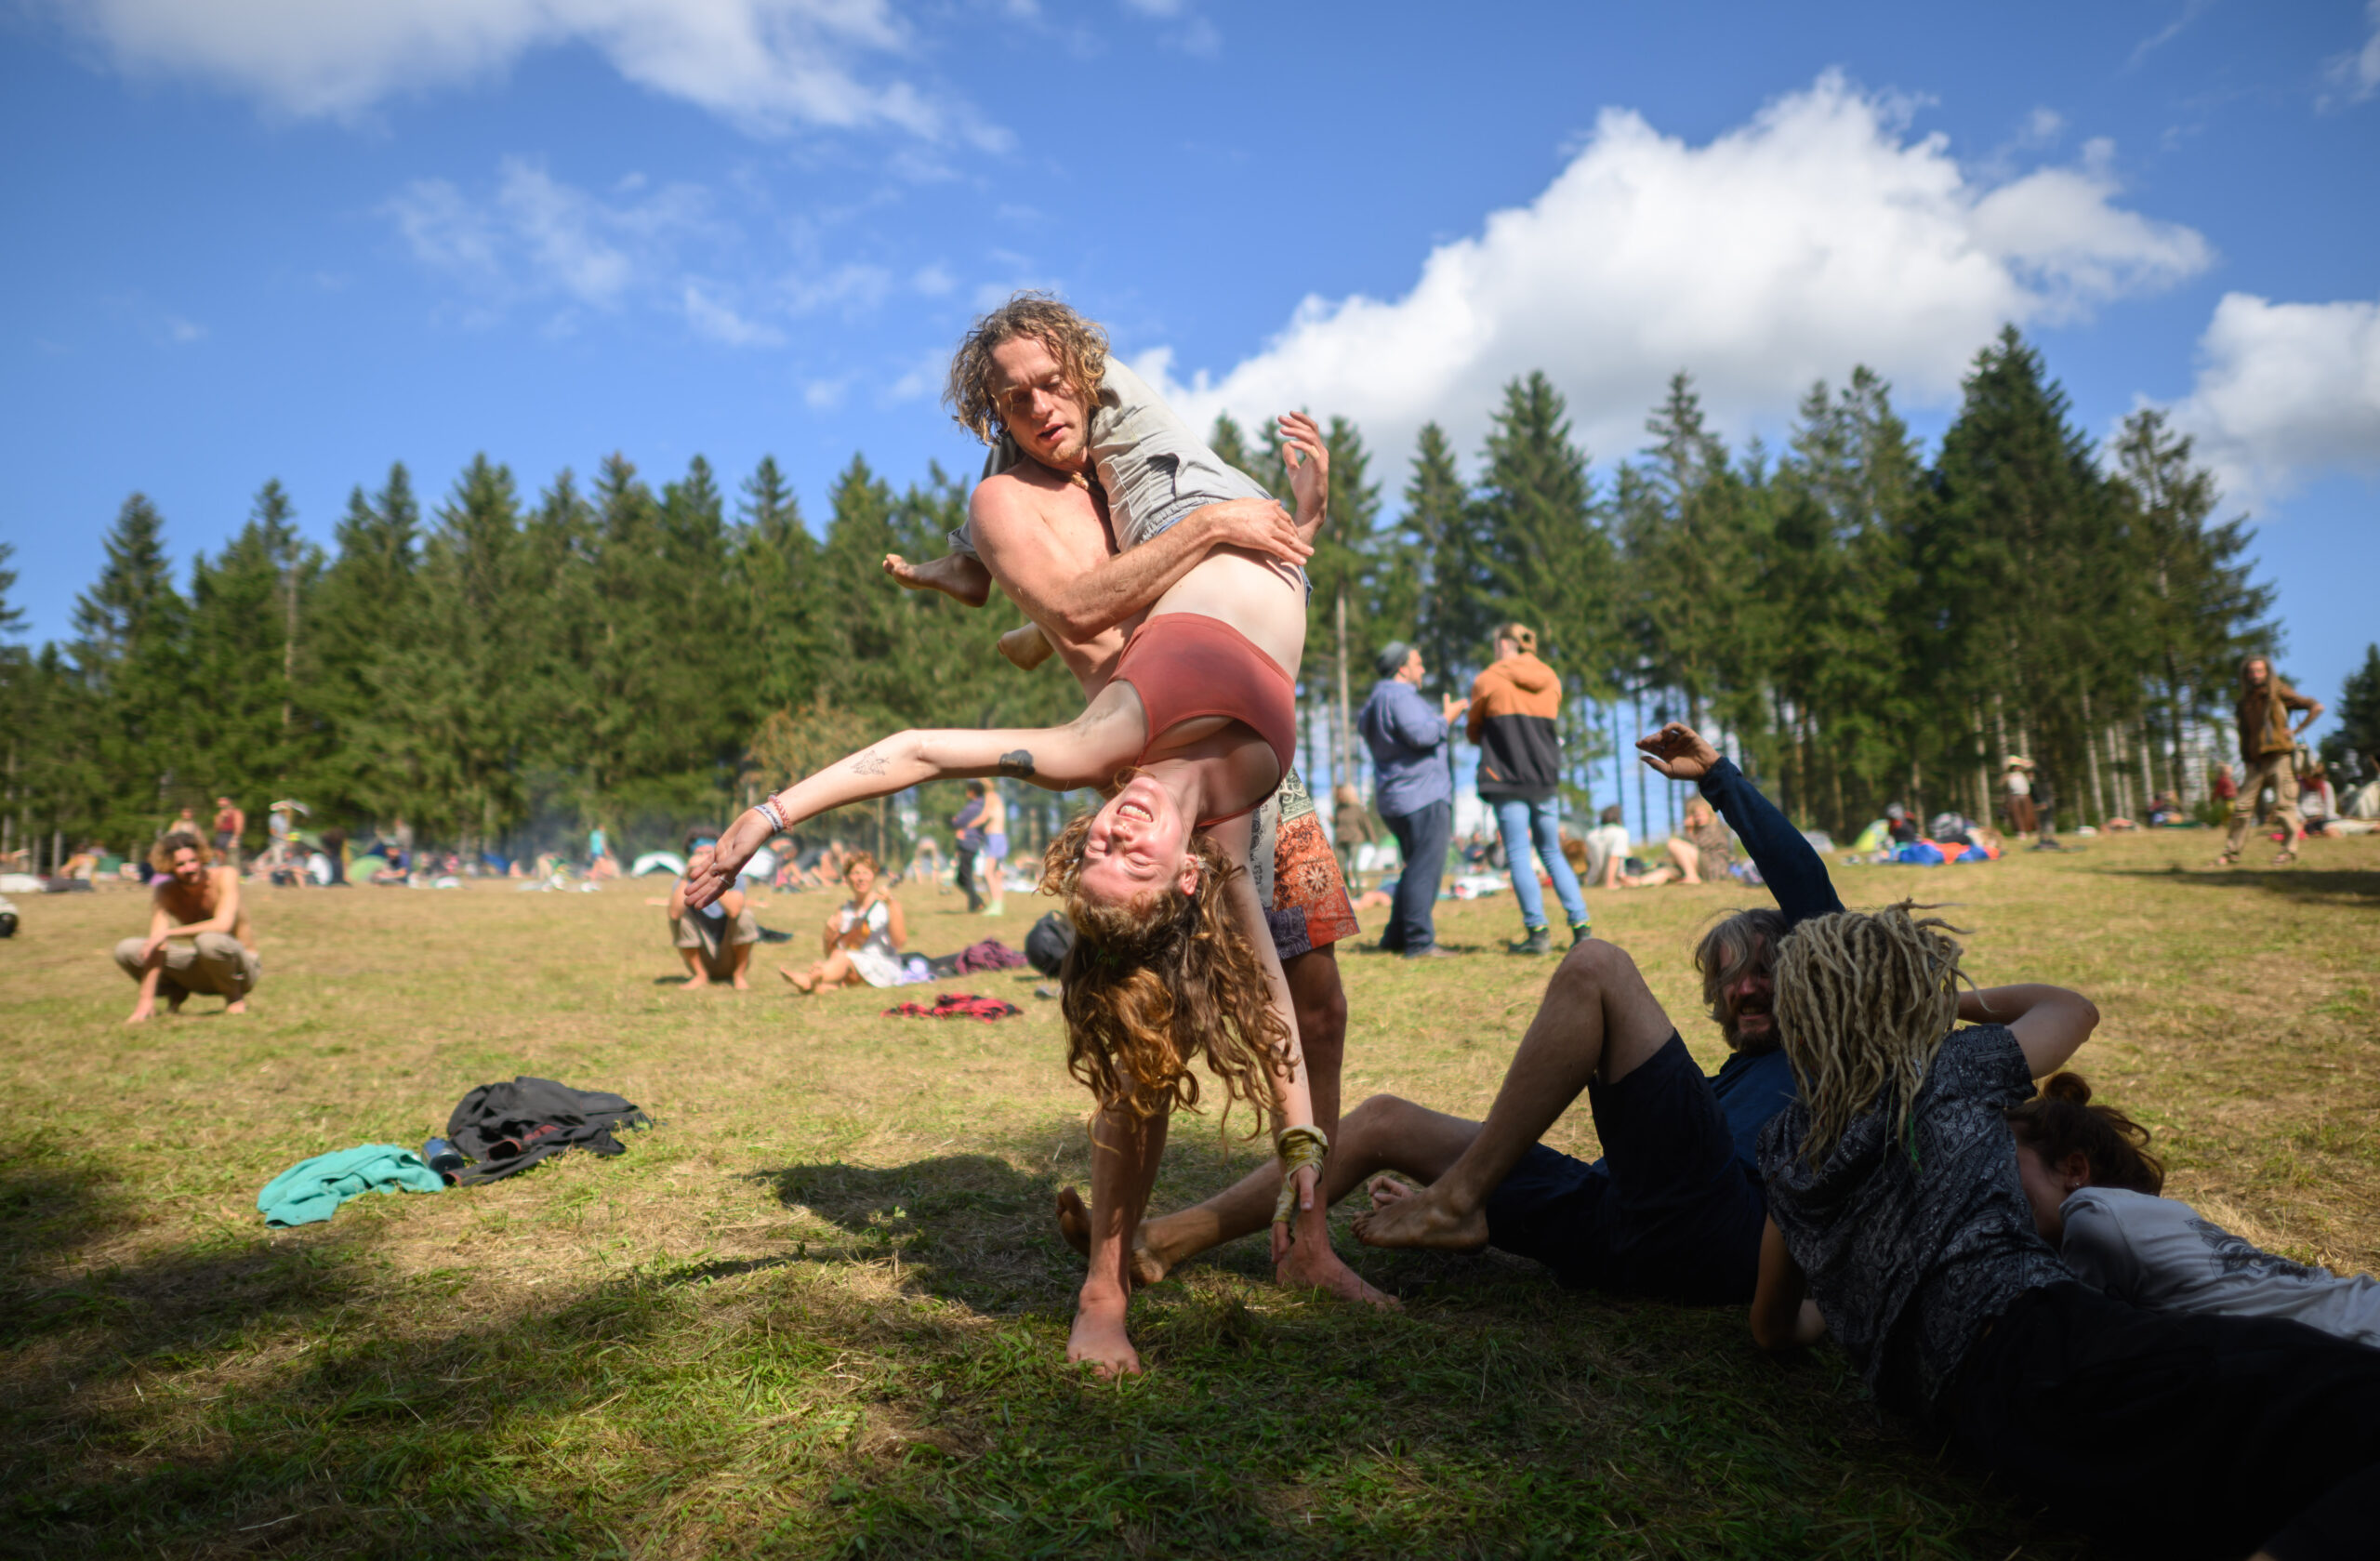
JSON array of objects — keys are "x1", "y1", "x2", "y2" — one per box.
[{"x1": 0, "y1": 327, "x2": 2302, "y2": 868}]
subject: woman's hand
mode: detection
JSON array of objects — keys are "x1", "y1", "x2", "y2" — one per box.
[
  {"x1": 1277, "y1": 412, "x2": 1330, "y2": 536},
  {"x1": 684, "y1": 809, "x2": 772, "y2": 909},
  {"x1": 1269, "y1": 1163, "x2": 1321, "y2": 1264}
]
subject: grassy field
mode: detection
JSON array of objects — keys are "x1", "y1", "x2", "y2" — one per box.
[{"x1": 4, "y1": 829, "x2": 2376, "y2": 1559}]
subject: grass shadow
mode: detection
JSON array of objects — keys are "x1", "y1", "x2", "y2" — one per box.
[{"x1": 2099, "y1": 865, "x2": 2380, "y2": 905}]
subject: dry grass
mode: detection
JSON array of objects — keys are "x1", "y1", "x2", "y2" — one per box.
[{"x1": 2, "y1": 827, "x2": 2375, "y2": 1558}]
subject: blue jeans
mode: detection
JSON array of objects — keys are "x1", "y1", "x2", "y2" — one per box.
[
  {"x1": 1493, "y1": 795, "x2": 1588, "y2": 931},
  {"x1": 1381, "y1": 798, "x2": 1451, "y2": 952}
]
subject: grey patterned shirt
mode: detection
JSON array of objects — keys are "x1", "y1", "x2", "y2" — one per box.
[{"x1": 1759, "y1": 1025, "x2": 2072, "y2": 1419}]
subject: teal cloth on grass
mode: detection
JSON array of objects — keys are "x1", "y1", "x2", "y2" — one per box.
[{"x1": 258, "y1": 1143, "x2": 444, "y2": 1226}]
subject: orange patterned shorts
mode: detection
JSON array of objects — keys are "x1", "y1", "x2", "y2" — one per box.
[{"x1": 1263, "y1": 767, "x2": 1360, "y2": 959}]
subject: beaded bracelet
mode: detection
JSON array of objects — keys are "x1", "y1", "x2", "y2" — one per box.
[{"x1": 756, "y1": 797, "x2": 788, "y2": 832}]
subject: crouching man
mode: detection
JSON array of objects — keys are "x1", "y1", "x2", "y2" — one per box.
[
  {"x1": 668, "y1": 827, "x2": 758, "y2": 989},
  {"x1": 115, "y1": 830, "x2": 259, "y2": 1023}
]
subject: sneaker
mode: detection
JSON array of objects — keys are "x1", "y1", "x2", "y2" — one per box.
[
  {"x1": 1569, "y1": 921, "x2": 1591, "y2": 946},
  {"x1": 1506, "y1": 926, "x2": 1552, "y2": 956}
]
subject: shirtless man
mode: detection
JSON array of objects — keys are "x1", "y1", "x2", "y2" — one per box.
[
  {"x1": 114, "y1": 830, "x2": 260, "y2": 1022},
  {"x1": 891, "y1": 294, "x2": 1386, "y2": 1312}
]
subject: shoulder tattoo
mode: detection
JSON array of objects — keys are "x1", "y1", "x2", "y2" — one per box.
[{"x1": 997, "y1": 750, "x2": 1036, "y2": 778}]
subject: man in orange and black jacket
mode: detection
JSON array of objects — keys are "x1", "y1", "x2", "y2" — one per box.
[{"x1": 1468, "y1": 623, "x2": 1589, "y2": 955}]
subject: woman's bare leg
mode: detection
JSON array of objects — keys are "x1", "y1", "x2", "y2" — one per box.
[
  {"x1": 1666, "y1": 838, "x2": 1703, "y2": 884},
  {"x1": 1070, "y1": 1105, "x2": 1169, "y2": 1377}
]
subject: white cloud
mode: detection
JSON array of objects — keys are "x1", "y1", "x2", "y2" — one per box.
[
  {"x1": 2324, "y1": 0, "x2": 2380, "y2": 104},
  {"x1": 803, "y1": 377, "x2": 849, "y2": 409},
  {"x1": 2167, "y1": 293, "x2": 2380, "y2": 502},
  {"x1": 1144, "y1": 73, "x2": 2212, "y2": 472},
  {"x1": 386, "y1": 157, "x2": 716, "y2": 310},
  {"x1": 164, "y1": 316, "x2": 207, "y2": 345},
  {"x1": 48, "y1": 0, "x2": 993, "y2": 143},
  {"x1": 912, "y1": 262, "x2": 956, "y2": 297},
  {"x1": 683, "y1": 283, "x2": 786, "y2": 347}
]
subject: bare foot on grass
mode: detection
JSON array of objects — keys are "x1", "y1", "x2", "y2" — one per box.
[
  {"x1": 1066, "y1": 1290, "x2": 1142, "y2": 1378},
  {"x1": 731, "y1": 972, "x2": 751, "y2": 990},
  {"x1": 778, "y1": 967, "x2": 816, "y2": 994},
  {"x1": 1352, "y1": 1174, "x2": 1489, "y2": 1252},
  {"x1": 224, "y1": 999, "x2": 247, "y2": 1015},
  {"x1": 1276, "y1": 1233, "x2": 1400, "y2": 1309},
  {"x1": 1054, "y1": 1187, "x2": 1170, "y2": 1288}
]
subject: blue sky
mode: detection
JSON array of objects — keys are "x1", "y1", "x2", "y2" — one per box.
[{"x1": 4, "y1": 0, "x2": 2375, "y2": 775}]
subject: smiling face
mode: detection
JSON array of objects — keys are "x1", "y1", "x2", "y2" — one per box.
[
  {"x1": 1075, "y1": 774, "x2": 1197, "y2": 905},
  {"x1": 1722, "y1": 958, "x2": 1775, "y2": 1047},
  {"x1": 844, "y1": 860, "x2": 878, "y2": 900},
  {"x1": 168, "y1": 846, "x2": 205, "y2": 887},
  {"x1": 987, "y1": 335, "x2": 1094, "y2": 473}
]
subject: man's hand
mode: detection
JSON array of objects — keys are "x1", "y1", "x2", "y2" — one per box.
[
  {"x1": 1198, "y1": 496, "x2": 1313, "y2": 568},
  {"x1": 1441, "y1": 695, "x2": 1469, "y2": 723},
  {"x1": 139, "y1": 933, "x2": 167, "y2": 965},
  {"x1": 1277, "y1": 412, "x2": 1329, "y2": 536},
  {"x1": 1636, "y1": 722, "x2": 1722, "y2": 782}
]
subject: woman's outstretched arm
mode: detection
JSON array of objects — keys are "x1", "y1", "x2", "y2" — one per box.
[{"x1": 687, "y1": 687, "x2": 1143, "y2": 908}]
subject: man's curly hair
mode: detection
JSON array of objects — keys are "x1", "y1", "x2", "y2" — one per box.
[
  {"x1": 1038, "y1": 805, "x2": 1292, "y2": 1132},
  {"x1": 945, "y1": 292, "x2": 1108, "y2": 445}
]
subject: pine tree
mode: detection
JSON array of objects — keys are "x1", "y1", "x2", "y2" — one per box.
[
  {"x1": 736, "y1": 456, "x2": 822, "y2": 718},
  {"x1": 2320, "y1": 644, "x2": 2380, "y2": 781},
  {"x1": 1406, "y1": 423, "x2": 1494, "y2": 702},
  {"x1": 72, "y1": 494, "x2": 191, "y2": 840}
]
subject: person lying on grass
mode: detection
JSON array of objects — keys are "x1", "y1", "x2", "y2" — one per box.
[
  {"x1": 2008, "y1": 1071, "x2": 2380, "y2": 1349},
  {"x1": 114, "y1": 830, "x2": 260, "y2": 1024},
  {"x1": 1340, "y1": 722, "x2": 1836, "y2": 1309},
  {"x1": 780, "y1": 852, "x2": 908, "y2": 995},
  {"x1": 1749, "y1": 911, "x2": 2380, "y2": 1561},
  {"x1": 685, "y1": 412, "x2": 1347, "y2": 1376}
]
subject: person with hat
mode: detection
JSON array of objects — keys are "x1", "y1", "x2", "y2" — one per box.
[
  {"x1": 2002, "y1": 757, "x2": 2038, "y2": 837},
  {"x1": 1358, "y1": 641, "x2": 1466, "y2": 959}
]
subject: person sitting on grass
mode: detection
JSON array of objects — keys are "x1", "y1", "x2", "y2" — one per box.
[
  {"x1": 1748, "y1": 912, "x2": 2380, "y2": 1561},
  {"x1": 779, "y1": 852, "x2": 909, "y2": 994},
  {"x1": 668, "y1": 827, "x2": 759, "y2": 990},
  {"x1": 1342, "y1": 723, "x2": 1836, "y2": 1309},
  {"x1": 685, "y1": 408, "x2": 1347, "y2": 1376},
  {"x1": 2008, "y1": 1071, "x2": 2380, "y2": 1349},
  {"x1": 113, "y1": 830, "x2": 259, "y2": 1023}
]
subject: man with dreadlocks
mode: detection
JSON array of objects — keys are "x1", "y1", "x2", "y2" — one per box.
[
  {"x1": 1342, "y1": 723, "x2": 1836, "y2": 1307},
  {"x1": 1750, "y1": 911, "x2": 2380, "y2": 1560}
]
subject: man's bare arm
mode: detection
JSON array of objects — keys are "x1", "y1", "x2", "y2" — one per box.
[{"x1": 971, "y1": 483, "x2": 1309, "y2": 642}]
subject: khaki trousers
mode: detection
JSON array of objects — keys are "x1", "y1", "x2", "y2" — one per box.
[
  {"x1": 114, "y1": 932, "x2": 261, "y2": 1002},
  {"x1": 671, "y1": 907, "x2": 760, "y2": 979},
  {"x1": 2226, "y1": 751, "x2": 2303, "y2": 853}
]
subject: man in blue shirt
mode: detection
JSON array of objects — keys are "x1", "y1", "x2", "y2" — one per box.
[
  {"x1": 1357, "y1": 641, "x2": 1468, "y2": 959},
  {"x1": 1338, "y1": 722, "x2": 1843, "y2": 1304}
]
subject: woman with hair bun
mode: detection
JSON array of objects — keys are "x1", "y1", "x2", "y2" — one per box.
[
  {"x1": 685, "y1": 414, "x2": 1342, "y2": 1376},
  {"x1": 2010, "y1": 1072, "x2": 2380, "y2": 1349}
]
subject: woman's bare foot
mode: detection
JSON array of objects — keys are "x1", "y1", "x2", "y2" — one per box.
[
  {"x1": 777, "y1": 966, "x2": 817, "y2": 994},
  {"x1": 1066, "y1": 1289, "x2": 1142, "y2": 1378},
  {"x1": 997, "y1": 623, "x2": 1054, "y2": 670},
  {"x1": 1351, "y1": 1176, "x2": 1490, "y2": 1252},
  {"x1": 882, "y1": 551, "x2": 992, "y2": 608},
  {"x1": 1055, "y1": 1187, "x2": 1170, "y2": 1288},
  {"x1": 1276, "y1": 1233, "x2": 1399, "y2": 1309}
]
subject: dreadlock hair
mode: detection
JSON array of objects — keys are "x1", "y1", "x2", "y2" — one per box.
[
  {"x1": 1773, "y1": 904, "x2": 1968, "y2": 1167},
  {"x1": 945, "y1": 292, "x2": 1109, "y2": 446},
  {"x1": 1038, "y1": 806, "x2": 1291, "y2": 1131},
  {"x1": 1693, "y1": 906, "x2": 1790, "y2": 1051},
  {"x1": 2006, "y1": 1072, "x2": 2165, "y2": 1195}
]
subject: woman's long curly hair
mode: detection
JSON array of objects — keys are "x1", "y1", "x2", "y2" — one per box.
[
  {"x1": 2007, "y1": 1072, "x2": 2165, "y2": 1195},
  {"x1": 1038, "y1": 806, "x2": 1291, "y2": 1131},
  {"x1": 1773, "y1": 904, "x2": 1968, "y2": 1167}
]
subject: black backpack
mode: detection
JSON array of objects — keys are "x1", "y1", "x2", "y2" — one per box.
[{"x1": 1025, "y1": 910, "x2": 1075, "y2": 977}]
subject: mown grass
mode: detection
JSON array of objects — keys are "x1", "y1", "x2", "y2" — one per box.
[{"x1": 4, "y1": 828, "x2": 2376, "y2": 1558}]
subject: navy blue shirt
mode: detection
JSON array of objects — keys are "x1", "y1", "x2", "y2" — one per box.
[
  {"x1": 1695, "y1": 757, "x2": 1843, "y2": 1181},
  {"x1": 1358, "y1": 677, "x2": 1454, "y2": 817}
]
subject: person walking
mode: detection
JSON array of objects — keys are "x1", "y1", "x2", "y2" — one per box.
[
  {"x1": 1330, "y1": 783, "x2": 1375, "y2": 892},
  {"x1": 951, "y1": 783, "x2": 987, "y2": 912},
  {"x1": 2219, "y1": 655, "x2": 2323, "y2": 866},
  {"x1": 1358, "y1": 641, "x2": 1463, "y2": 959},
  {"x1": 975, "y1": 781, "x2": 1008, "y2": 916},
  {"x1": 1467, "y1": 623, "x2": 1589, "y2": 954}
]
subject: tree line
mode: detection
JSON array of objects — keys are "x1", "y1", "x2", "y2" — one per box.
[{"x1": 0, "y1": 324, "x2": 2287, "y2": 869}]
